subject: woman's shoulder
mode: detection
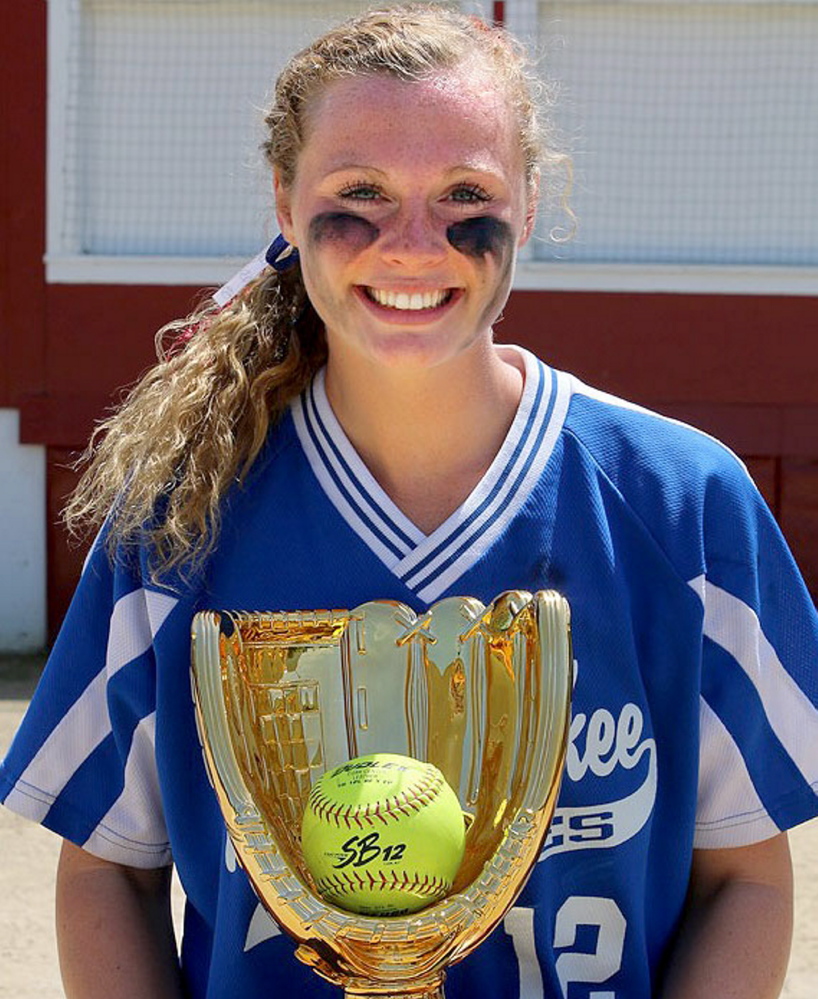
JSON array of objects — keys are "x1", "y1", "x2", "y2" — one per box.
[
  {"x1": 555, "y1": 371, "x2": 773, "y2": 579},
  {"x1": 561, "y1": 372, "x2": 752, "y2": 499}
]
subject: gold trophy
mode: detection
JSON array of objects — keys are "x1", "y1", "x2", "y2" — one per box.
[{"x1": 191, "y1": 590, "x2": 572, "y2": 999}]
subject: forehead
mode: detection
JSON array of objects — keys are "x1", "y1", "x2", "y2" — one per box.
[{"x1": 298, "y1": 68, "x2": 523, "y2": 179}]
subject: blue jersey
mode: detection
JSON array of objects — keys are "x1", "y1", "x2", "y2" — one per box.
[{"x1": 3, "y1": 346, "x2": 818, "y2": 999}]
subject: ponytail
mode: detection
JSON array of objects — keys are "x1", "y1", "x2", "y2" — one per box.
[{"x1": 65, "y1": 264, "x2": 326, "y2": 583}]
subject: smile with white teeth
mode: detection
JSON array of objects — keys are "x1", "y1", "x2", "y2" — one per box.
[{"x1": 366, "y1": 287, "x2": 451, "y2": 310}]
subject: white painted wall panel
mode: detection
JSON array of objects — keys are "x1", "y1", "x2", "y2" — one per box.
[{"x1": 0, "y1": 411, "x2": 46, "y2": 652}]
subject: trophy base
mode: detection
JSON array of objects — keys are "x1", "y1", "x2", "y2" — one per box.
[
  {"x1": 295, "y1": 941, "x2": 446, "y2": 999},
  {"x1": 344, "y1": 985, "x2": 444, "y2": 999}
]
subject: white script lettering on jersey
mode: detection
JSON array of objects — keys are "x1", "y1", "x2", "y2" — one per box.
[
  {"x1": 539, "y1": 702, "x2": 657, "y2": 862},
  {"x1": 567, "y1": 703, "x2": 647, "y2": 781}
]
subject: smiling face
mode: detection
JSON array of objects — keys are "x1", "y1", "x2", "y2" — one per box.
[{"x1": 274, "y1": 67, "x2": 536, "y2": 373}]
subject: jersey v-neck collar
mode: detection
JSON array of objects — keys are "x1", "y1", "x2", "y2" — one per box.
[{"x1": 291, "y1": 346, "x2": 571, "y2": 603}]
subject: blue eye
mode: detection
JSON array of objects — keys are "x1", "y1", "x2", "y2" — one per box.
[
  {"x1": 451, "y1": 184, "x2": 491, "y2": 203},
  {"x1": 339, "y1": 184, "x2": 382, "y2": 201}
]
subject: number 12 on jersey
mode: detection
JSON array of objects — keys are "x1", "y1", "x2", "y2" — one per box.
[{"x1": 504, "y1": 897, "x2": 626, "y2": 998}]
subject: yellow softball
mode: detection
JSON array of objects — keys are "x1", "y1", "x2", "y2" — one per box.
[{"x1": 301, "y1": 753, "x2": 466, "y2": 916}]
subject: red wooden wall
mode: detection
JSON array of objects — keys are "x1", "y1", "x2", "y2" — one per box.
[{"x1": 3, "y1": 3, "x2": 816, "y2": 643}]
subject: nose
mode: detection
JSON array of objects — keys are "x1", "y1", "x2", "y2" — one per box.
[{"x1": 378, "y1": 200, "x2": 448, "y2": 268}]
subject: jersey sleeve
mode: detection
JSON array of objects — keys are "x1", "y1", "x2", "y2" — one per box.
[
  {"x1": 0, "y1": 532, "x2": 176, "y2": 868},
  {"x1": 691, "y1": 460, "x2": 818, "y2": 848}
]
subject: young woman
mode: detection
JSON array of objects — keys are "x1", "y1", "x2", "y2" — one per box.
[{"x1": 2, "y1": 6, "x2": 817, "y2": 998}]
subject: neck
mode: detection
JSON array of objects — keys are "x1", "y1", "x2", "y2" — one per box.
[{"x1": 324, "y1": 341, "x2": 524, "y2": 533}]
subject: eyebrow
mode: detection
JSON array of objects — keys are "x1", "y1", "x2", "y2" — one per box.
[
  {"x1": 324, "y1": 164, "x2": 388, "y2": 176},
  {"x1": 323, "y1": 162, "x2": 503, "y2": 180}
]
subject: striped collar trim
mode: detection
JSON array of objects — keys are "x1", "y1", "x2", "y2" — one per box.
[{"x1": 291, "y1": 347, "x2": 571, "y2": 603}]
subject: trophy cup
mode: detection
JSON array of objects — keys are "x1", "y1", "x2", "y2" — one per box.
[{"x1": 191, "y1": 590, "x2": 572, "y2": 999}]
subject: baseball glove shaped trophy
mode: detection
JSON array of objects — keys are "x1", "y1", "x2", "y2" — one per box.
[{"x1": 191, "y1": 591, "x2": 572, "y2": 999}]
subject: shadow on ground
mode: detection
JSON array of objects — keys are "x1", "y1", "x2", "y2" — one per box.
[{"x1": 0, "y1": 654, "x2": 48, "y2": 700}]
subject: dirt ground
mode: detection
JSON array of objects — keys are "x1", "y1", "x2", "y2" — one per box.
[{"x1": 1, "y1": 654, "x2": 816, "y2": 997}]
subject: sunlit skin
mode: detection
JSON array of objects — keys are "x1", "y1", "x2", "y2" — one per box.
[
  {"x1": 274, "y1": 69, "x2": 535, "y2": 371},
  {"x1": 274, "y1": 67, "x2": 537, "y2": 532}
]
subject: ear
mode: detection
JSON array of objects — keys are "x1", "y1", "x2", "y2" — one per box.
[
  {"x1": 273, "y1": 168, "x2": 296, "y2": 243},
  {"x1": 518, "y1": 169, "x2": 540, "y2": 247}
]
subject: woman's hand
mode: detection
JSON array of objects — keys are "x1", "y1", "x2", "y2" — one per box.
[
  {"x1": 56, "y1": 839, "x2": 185, "y2": 998},
  {"x1": 660, "y1": 832, "x2": 793, "y2": 999}
]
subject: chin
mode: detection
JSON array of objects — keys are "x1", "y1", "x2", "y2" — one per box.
[{"x1": 357, "y1": 328, "x2": 486, "y2": 372}]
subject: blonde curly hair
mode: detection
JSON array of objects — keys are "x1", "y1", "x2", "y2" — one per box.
[{"x1": 65, "y1": 3, "x2": 564, "y2": 583}]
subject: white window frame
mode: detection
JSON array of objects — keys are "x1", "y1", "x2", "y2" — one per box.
[{"x1": 45, "y1": 0, "x2": 818, "y2": 296}]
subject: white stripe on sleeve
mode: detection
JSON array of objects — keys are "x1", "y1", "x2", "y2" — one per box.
[
  {"x1": 695, "y1": 696, "x2": 780, "y2": 847},
  {"x1": 82, "y1": 712, "x2": 171, "y2": 867},
  {"x1": 4, "y1": 668, "x2": 110, "y2": 822},
  {"x1": 690, "y1": 575, "x2": 818, "y2": 792},
  {"x1": 107, "y1": 587, "x2": 175, "y2": 678},
  {"x1": 5, "y1": 588, "x2": 177, "y2": 822},
  {"x1": 145, "y1": 590, "x2": 180, "y2": 647}
]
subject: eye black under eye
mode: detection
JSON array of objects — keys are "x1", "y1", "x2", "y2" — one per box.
[
  {"x1": 309, "y1": 212, "x2": 380, "y2": 251},
  {"x1": 447, "y1": 216, "x2": 513, "y2": 259}
]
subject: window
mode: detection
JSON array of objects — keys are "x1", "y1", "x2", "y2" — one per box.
[
  {"x1": 48, "y1": 0, "x2": 818, "y2": 293},
  {"x1": 509, "y1": 0, "x2": 818, "y2": 293},
  {"x1": 46, "y1": 0, "x2": 487, "y2": 285}
]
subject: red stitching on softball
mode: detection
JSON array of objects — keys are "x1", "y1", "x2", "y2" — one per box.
[
  {"x1": 306, "y1": 767, "x2": 445, "y2": 830},
  {"x1": 316, "y1": 868, "x2": 450, "y2": 899}
]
